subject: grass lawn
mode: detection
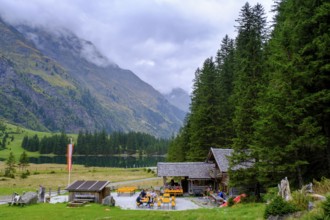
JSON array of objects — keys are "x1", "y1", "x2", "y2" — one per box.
[
  {"x1": 0, "y1": 202, "x2": 266, "y2": 220},
  {"x1": 0, "y1": 162, "x2": 266, "y2": 219},
  {"x1": 0, "y1": 163, "x2": 159, "y2": 196}
]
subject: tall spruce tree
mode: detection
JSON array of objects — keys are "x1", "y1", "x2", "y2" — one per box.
[
  {"x1": 215, "y1": 35, "x2": 235, "y2": 147},
  {"x1": 229, "y1": 2, "x2": 268, "y2": 199},
  {"x1": 252, "y1": 0, "x2": 330, "y2": 188},
  {"x1": 167, "y1": 116, "x2": 191, "y2": 162},
  {"x1": 187, "y1": 58, "x2": 222, "y2": 161}
]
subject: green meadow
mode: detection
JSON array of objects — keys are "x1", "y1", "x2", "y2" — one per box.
[{"x1": 0, "y1": 203, "x2": 265, "y2": 220}]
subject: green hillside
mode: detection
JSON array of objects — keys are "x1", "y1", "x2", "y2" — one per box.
[{"x1": 0, "y1": 120, "x2": 77, "y2": 159}]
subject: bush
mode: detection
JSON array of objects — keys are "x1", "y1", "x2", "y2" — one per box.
[
  {"x1": 20, "y1": 170, "x2": 31, "y2": 179},
  {"x1": 4, "y1": 169, "x2": 15, "y2": 178},
  {"x1": 264, "y1": 196, "x2": 299, "y2": 219},
  {"x1": 227, "y1": 197, "x2": 235, "y2": 207},
  {"x1": 20, "y1": 172, "x2": 28, "y2": 179},
  {"x1": 323, "y1": 196, "x2": 330, "y2": 217},
  {"x1": 263, "y1": 187, "x2": 278, "y2": 202},
  {"x1": 291, "y1": 190, "x2": 311, "y2": 210},
  {"x1": 313, "y1": 177, "x2": 330, "y2": 195}
]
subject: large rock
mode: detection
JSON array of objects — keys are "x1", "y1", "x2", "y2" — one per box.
[
  {"x1": 21, "y1": 192, "x2": 38, "y2": 205},
  {"x1": 102, "y1": 195, "x2": 115, "y2": 206}
]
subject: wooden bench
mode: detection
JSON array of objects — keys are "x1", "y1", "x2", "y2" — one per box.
[
  {"x1": 74, "y1": 194, "x2": 96, "y2": 202},
  {"x1": 117, "y1": 187, "x2": 137, "y2": 196}
]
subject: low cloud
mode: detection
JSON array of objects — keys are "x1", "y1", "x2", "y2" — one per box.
[{"x1": 0, "y1": 0, "x2": 274, "y2": 93}]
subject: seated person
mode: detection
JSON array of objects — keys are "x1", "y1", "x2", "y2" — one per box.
[
  {"x1": 218, "y1": 191, "x2": 226, "y2": 201},
  {"x1": 140, "y1": 189, "x2": 146, "y2": 198},
  {"x1": 149, "y1": 190, "x2": 157, "y2": 203},
  {"x1": 136, "y1": 195, "x2": 142, "y2": 206}
]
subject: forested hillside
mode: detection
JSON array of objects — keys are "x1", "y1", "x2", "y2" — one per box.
[
  {"x1": 21, "y1": 130, "x2": 169, "y2": 156},
  {"x1": 167, "y1": 0, "x2": 330, "y2": 197}
]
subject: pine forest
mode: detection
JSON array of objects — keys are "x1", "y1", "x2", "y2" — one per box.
[{"x1": 167, "y1": 0, "x2": 330, "y2": 198}]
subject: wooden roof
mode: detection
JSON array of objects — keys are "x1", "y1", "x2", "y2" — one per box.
[
  {"x1": 157, "y1": 162, "x2": 215, "y2": 179},
  {"x1": 207, "y1": 148, "x2": 233, "y2": 172},
  {"x1": 66, "y1": 180, "x2": 110, "y2": 192}
]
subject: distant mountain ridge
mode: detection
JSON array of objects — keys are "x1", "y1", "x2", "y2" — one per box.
[
  {"x1": 0, "y1": 17, "x2": 185, "y2": 137},
  {"x1": 164, "y1": 88, "x2": 190, "y2": 113}
]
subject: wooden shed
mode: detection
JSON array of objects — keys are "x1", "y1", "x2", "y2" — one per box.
[{"x1": 66, "y1": 180, "x2": 110, "y2": 203}]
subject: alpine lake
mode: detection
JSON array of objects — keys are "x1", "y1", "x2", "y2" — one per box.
[{"x1": 28, "y1": 155, "x2": 165, "y2": 168}]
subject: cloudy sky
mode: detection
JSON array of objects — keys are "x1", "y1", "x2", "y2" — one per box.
[{"x1": 0, "y1": 0, "x2": 274, "y2": 94}]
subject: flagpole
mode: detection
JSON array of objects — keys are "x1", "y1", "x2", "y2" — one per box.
[{"x1": 68, "y1": 138, "x2": 73, "y2": 186}]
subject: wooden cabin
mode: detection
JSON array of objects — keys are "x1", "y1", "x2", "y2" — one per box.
[
  {"x1": 66, "y1": 180, "x2": 110, "y2": 203},
  {"x1": 206, "y1": 148, "x2": 233, "y2": 192},
  {"x1": 157, "y1": 148, "x2": 233, "y2": 195}
]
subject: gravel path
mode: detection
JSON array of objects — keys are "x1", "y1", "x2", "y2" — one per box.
[{"x1": 0, "y1": 195, "x2": 11, "y2": 205}]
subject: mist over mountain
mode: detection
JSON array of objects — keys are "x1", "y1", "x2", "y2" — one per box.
[
  {"x1": 0, "y1": 17, "x2": 185, "y2": 137},
  {"x1": 164, "y1": 88, "x2": 190, "y2": 113}
]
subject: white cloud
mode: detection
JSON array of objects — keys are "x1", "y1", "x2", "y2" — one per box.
[{"x1": 135, "y1": 59, "x2": 156, "y2": 67}]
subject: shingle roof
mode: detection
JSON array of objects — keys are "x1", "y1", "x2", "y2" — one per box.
[
  {"x1": 208, "y1": 148, "x2": 233, "y2": 172},
  {"x1": 66, "y1": 180, "x2": 110, "y2": 192},
  {"x1": 157, "y1": 162, "x2": 214, "y2": 179}
]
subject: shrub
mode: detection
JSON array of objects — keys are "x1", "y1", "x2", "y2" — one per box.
[
  {"x1": 323, "y1": 196, "x2": 330, "y2": 217},
  {"x1": 227, "y1": 197, "x2": 235, "y2": 207},
  {"x1": 4, "y1": 169, "x2": 15, "y2": 178},
  {"x1": 20, "y1": 172, "x2": 28, "y2": 179},
  {"x1": 313, "y1": 177, "x2": 330, "y2": 195},
  {"x1": 291, "y1": 190, "x2": 311, "y2": 210},
  {"x1": 264, "y1": 196, "x2": 299, "y2": 219},
  {"x1": 263, "y1": 187, "x2": 278, "y2": 202}
]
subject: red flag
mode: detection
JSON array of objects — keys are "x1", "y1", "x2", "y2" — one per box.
[{"x1": 67, "y1": 144, "x2": 74, "y2": 171}]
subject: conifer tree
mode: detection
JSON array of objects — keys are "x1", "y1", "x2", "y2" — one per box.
[
  {"x1": 5, "y1": 152, "x2": 16, "y2": 178},
  {"x1": 187, "y1": 58, "x2": 222, "y2": 160},
  {"x1": 215, "y1": 35, "x2": 235, "y2": 147},
  {"x1": 18, "y1": 151, "x2": 29, "y2": 171},
  {"x1": 252, "y1": 0, "x2": 330, "y2": 187},
  {"x1": 229, "y1": 2, "x2": 268, "y2": 199}
]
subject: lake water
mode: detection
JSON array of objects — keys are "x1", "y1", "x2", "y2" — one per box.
[{"x1": 28, "y1": 155, "x2": 165, "y2": 168}]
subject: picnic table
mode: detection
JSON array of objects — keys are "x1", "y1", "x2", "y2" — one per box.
[
  {"x1": 164, "y1": 189, "x2": 183, "y2": 196},
  {"x1": 117, "y1": 187, "x2": 137, "y2": 196}
]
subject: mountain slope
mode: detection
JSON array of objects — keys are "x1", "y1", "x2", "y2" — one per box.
[{"x1": 0, "y1": 18, "x2": 185, "y2": 137}]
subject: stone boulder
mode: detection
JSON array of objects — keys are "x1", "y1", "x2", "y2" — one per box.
[
  {"x1": 102, "y1": 195, "x2": 115, "y2": 206},
  {"x1": 21, "y1": 192, "x2": 38, "y2": 205}
]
